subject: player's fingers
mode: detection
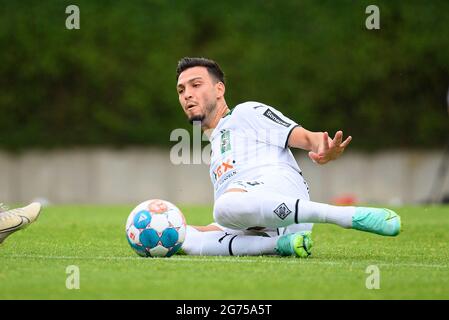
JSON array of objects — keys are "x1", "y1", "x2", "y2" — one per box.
[
  {"x1": 308, "y1": 151, "x2": 320, "y2": 163},
  {"x1": 333, "y1": 131, "x2": 343, "y2": 145},
  {"x1": 340, "y1": 136, "x2": 352, "y2": 148},
  {"x1": 317, "y1": 155, "x2": 328, "y2": 164},
  {"x1": 310, "y1": 152, "x2": 329, "y2": 164},
  {"x1": 323, "y1": 132, "x2": 330, "y2": 150}
]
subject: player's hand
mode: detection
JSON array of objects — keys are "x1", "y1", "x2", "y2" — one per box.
[{"x1": 308, "y1": 131, "x2": 352, "y2": 164}]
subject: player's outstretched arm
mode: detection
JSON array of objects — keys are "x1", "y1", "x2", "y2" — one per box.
[{"x1": 287, "y1": 127, "x2": 352, "y2": 164}]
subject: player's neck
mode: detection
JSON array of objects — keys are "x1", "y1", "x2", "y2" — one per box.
[{"x1": 202, "y1": 100, "x2": 229, "y2": 133}]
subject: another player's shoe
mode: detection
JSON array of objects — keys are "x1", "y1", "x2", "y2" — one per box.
[
  {"x1": 352, "y1": 207, "x2": 401, "y2": 236},
  {"x1": 0, "y1": 202, "x2": 42, "y2": 244},
  {"x1": 275, "y1": 231, "x2": 313, "y2": 258}
]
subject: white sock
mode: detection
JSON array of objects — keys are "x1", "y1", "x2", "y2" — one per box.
[
  {"x1": 182, "y1": 226, "x2": 278, "y2": 256},
  {"x1": 296, "y1": 200, "x2": 354, "y2": 228},
  {"x1": 214, "y1": 191, "x2": 354, "y2": 229},
  {"x1": 282, "y1": 223, "x2": 313, "y2": 234}
]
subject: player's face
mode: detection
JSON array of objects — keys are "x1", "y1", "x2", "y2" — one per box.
[{"x1": 177, "y1": 67, "x2": 219, "y2": 123}]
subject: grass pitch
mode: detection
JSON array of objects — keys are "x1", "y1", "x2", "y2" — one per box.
[{"x1": 0, "y1": 204, "x2": 448, "y2": 299}]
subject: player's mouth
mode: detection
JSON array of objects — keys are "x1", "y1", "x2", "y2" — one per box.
[{"x1": 186, "y1": 103, "x2": 198, "y2": 111}]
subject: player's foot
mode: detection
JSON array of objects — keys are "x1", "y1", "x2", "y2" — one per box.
[
  {"x1": 0, "y1": 202, "x2": 42, "y2": 244},
  {"x1": 275, "y1": 231, "x2": 313, "y2": 258},
  {"x1": 352, "y1": 207, "x2": 401, "y2": 236},
  {"x1": 176, "y1": 248, "x2": 187, "y2": 255}
]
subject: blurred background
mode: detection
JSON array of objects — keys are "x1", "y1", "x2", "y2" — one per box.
[{"x1": 0, "y1": 0, "x2": 448, "y2": 206}]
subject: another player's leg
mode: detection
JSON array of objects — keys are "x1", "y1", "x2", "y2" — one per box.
[
  {"x1": 214, "y1": 191, "x2": 401, "y2": 237},
  {"x1": 0, "y1": 202, "x2": 42, "y2": 244},
  {"x1": 181, "y1": 224, "x2": 312, "y2": 257}
]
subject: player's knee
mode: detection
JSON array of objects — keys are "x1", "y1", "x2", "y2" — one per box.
[
  {"x1": 213, "y1": 192, "x2": 249, "y2": 229},
  {"x1": 213, "y1": 192, "x2": 234, "y2": 227},
  {"x1": 181, "y1": 227, "x2": 202, "y2": 255}
]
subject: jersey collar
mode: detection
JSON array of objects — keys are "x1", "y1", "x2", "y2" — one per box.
[{"x1": 222, "y1": 108, "x2": 234, "y2": 118}]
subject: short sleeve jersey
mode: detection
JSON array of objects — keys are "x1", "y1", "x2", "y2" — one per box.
[{"x1": 209, "y1": 101, "x2": 303, "y2": 199}]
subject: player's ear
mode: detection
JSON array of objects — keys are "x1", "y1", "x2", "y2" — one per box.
[{"x1": 216, "y1": 81, "x2": 225, "y2": 99}]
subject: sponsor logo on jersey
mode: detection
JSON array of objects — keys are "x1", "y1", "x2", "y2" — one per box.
[
  {"x1": 217, "y1": 170, "x2": 237, "y2": 188},
  {"x1": 263, "y1": 108, "x2": 291, "y2": 127},
  {"x1": 218, "y1": 232, "x2": 232, "y2": 243},
  {"x1": 213, "y1": 159, "x2": 235, "y2": 180},
  {"x1": 220, "y1": 130, "x2": 231, "y2": 154}
]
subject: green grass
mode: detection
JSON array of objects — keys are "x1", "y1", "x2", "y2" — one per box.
[{"x1": 1, "y1": 205, "x2": 448, "y2": 299}]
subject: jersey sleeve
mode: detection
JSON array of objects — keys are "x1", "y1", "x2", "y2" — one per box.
[{"x1": 233, "y1": 102, "x2": 301, "y2": 148}]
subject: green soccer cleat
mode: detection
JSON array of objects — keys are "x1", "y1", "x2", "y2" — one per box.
[
  {"x1": 352, "y1": 207, "x2": 401, "y2": 236},
  {"x1": 275, "y1": 231, "x2": 313, "y2": 258}
]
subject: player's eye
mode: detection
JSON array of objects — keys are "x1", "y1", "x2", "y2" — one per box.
[
  {"x1": 177, "y1": 88, "x2": 184, "y2": 94},
  {"x1": 193, "y1": 83, "x2": 201, "y2": 88}
]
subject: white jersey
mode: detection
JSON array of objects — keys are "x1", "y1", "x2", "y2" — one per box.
[{"x1": 209, "y1": 101, "x2": 304, "y2": 200}]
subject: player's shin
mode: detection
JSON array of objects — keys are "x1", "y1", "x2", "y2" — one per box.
[{"x1": 181, "y1": 226, "x2": 278, "y2": 256}]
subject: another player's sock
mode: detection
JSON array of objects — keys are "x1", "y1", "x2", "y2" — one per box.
[
  {"x1": 214, "y1": 191, "x2": 354, "y2": 229},
  {"x1": 182, "y1": 225, "x2": 278, "y2": 256}
]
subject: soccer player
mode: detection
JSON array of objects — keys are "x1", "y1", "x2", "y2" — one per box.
[
  {"x1": 0, "y1": 202, "x2": 42, "y2": 244},
  {"x1": 175, "y1": 57, "x2": 401, "y2": 257}
]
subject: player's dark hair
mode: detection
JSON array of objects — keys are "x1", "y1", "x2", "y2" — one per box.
[{"x1": 176, "y1": 57, "x2": 225, "y2": 84}]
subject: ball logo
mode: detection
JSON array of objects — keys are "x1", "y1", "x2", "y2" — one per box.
[{"x1": 148, "y1": 200, "x2": 168, "y2": 213}]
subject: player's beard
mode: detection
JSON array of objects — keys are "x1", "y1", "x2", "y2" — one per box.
[
  {"x1": 188, "y1": 114, "x2": 205, "y2": 124},
  {"x1": 188, "y1": 100, "x2": 216, "y2": 125}
]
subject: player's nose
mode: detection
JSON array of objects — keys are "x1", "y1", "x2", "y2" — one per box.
[
  {"x1": 181, "y1": 86, "x2": 191, "y2": 98},
  {"x1": 184, "y1": 94, "x2": 194, "y2": 105}
]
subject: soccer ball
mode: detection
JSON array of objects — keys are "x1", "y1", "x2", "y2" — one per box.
[{"x1": 125, "y1": 199, "x2": 186, "y2": 257}]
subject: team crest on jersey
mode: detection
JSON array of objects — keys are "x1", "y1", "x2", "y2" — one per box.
[
  {"x1": 273, "y1": 203, "x2": 292, "y2": 220},
  {"x1": 220, "y1": 130, "x2": 231, "y2": 154}
]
